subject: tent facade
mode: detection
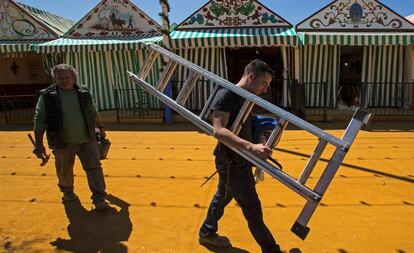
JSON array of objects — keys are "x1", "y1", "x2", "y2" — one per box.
[
  {"x1": 37, "y1": 0, "x2": 163, "y2": 110},
  {"x1": 171, "y1": 0, "x2": 295, "y2": 110},
  {"x1": 296, "y1": 0, "x2": 414, "y2": 109},
  {"x1": 0, "y1": 0, "x2": 74, "y2": 53},
  {"x1": 0, "y1": 0, "x2": 75, "y2": 94}
]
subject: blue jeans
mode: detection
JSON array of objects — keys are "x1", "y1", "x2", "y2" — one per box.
[{"x1": 199, "y1": 163, "x2": 281, "y2": 253}]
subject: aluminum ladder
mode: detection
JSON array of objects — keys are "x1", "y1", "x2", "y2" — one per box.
[{"x1": 128, "y1": 43, "x2": 372, "y2": 240}]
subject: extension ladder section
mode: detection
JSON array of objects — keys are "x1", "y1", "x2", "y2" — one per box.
[{"x1": 128, "y1": 43, "x2": 371, "y2": 240}]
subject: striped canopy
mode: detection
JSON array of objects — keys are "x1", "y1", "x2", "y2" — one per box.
[
  {"x1": 18, "y1": 3, "x2": 75, "y2": 36},
  {"x1": 0, "y1": 40, "x2": 45, "y2": 53},
  {"x1": 299, "y1": 32, "x2": 414, "y2": 46},
  {"x1": 36, "y1": 36, "x2": 162, "y2": 53},
  {"x1": 169, "y1": 28, "x2": 298, "y2": 49}
]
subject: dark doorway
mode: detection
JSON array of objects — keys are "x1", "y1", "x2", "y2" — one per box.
[
  {"x1": 339, "y1": 46, "x2": 363, "y2": 108},
  {"x1": 226, "y1": 47, "x2": 283, "y2": 106}
]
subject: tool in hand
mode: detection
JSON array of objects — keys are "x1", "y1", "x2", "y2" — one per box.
[{"x1": 28, "y1": 133, "x2": 50, "y2": 167}]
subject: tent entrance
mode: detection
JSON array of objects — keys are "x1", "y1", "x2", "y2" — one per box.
[
  {"x1": 226, "y1": 47, "x2": 283, "y2": 106},
  {"x1": 338, "y1": 46, "x2": 363, "y2": 108}
]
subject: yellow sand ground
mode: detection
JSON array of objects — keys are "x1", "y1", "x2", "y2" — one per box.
[{"x1": 0, "y1": 122, "x2": 413, "y2": 253}]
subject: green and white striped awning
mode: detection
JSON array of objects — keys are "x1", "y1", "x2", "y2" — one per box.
[
  {"x1": 169, "y1": 28, "x2": 298, "y2": 49},
  {"x1": 37, "y1": 36, "x2": 163, "y2": 53},
  {"x1": 18, "y1": 3, "x2": 75, "y2": 36},
  {"x1": 0, "y1": 40, "x2": 45, "y2": 53},
  {"x1": 298, "y1": 32, "x2": 414, "y2": 46}
]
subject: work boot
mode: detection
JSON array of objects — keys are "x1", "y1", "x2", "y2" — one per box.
[{"x1": 199, "y1": 233, "x2": 231, "y2": 248}]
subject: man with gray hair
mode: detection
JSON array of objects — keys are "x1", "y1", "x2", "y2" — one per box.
[{"x1": 33, "y1": 64, "x2": 109, "y2": 210}]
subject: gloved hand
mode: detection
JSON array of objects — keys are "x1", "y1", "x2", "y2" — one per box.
[{"x1": 254, "y1": 168, "x2": 265, "y2": 184}]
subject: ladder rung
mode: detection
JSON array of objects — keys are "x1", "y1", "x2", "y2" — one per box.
[
  {"x1": 138, "y1": 51, "x2": 159, "y2": 80},
  {"x1": 176, "y1": 72, "x2": 200, "y2": 106},
  {"x1": 199, "y1": 85, "x2": 219, "y2": 120},
  {"x1": 230, "y1": 100, "x2": 254, "y2": 135},
  {"x1": 298, "y1": 140, "x2": 328, "y2": 185},
  {"x1": 265, "y1": 119, "x2": 288, "y2": 148},
  {"x1": 137, "y1": 50, "x2": 154, "y2": 78},
  {"x1": 156, "y1": 61, "x2": 178, "y2": 92}
]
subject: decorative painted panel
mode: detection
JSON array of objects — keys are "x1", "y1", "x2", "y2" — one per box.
[
  {"x1": 176, "y1": 0, "x2": 291, "y2": 30},
  {"x1": 297, "y1": 0, "x2": 414, "y2": 31},
  {"x1": 0, "y1": 0, "x2": 54, "y2": 40},
  {"x1": 67, "y1": 0, "x2": 161, "y2": 38}
]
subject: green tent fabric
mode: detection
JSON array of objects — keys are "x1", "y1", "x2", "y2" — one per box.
[
  {"x1": 36, "y1": 36, "x2": 163, "y2": 53},
  {"x1": 298, "y1": 32, "x2": 414, "y2": 46},
  {"x1": 361, "y1": 45, "x2": 408, "y2": 107},
  {"x1": 170, "y1": 28, "x2": 298, "y2": 49},
  {"x1": 300, "y1": 45, "x2": 341, "y2": 108},
  {"x1": 173, "y1": 47, "x2": 228, "y2": 110},
  {"x1": 42, "y1": 49, "x2": 162, "y2": 110},
  {"x1": 281, "y1": 46, "x2": 295, "y2": 107}
]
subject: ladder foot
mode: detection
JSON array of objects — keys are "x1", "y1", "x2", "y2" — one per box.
[{"x1": 291, "y1": 221, "x2": 310, "y2": 240}]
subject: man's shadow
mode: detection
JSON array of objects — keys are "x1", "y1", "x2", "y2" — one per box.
[
  {"x1": 201, "y1": 244, "x2": 250, "y2": 253},
  {"x1": 50, "y1": 194, "x2": 132, "y2": 253},
  {"x1": 201, "y1": 244, "x2": 303, "y2": 253}
]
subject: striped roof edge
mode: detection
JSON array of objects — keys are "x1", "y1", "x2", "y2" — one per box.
[
  {"x1": 36, "y1": 36, "x2": 163, "y2": 53},
  {"x1": 297, "y1": 32, "x2": 414, "y2": 45},
  {"x1": 169, "y1": 27, "x2": 298, "y2": 48},
  {"x1": 17, "y1": 2, "x2": 75, "y2": 36},
  {"x1": 0, "y1": 39, "x2": 48, "y2": 53},
  {"x1": 296, "y1": 0, "x2": 414, "y2": 32},
  {"x1": 65, "y1": 0, "x2": 161, "y2": 39}
]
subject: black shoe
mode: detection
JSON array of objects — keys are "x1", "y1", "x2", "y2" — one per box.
[
  {"x1": 61, "y1": 192, "x2": 78, "y2": 203},
  {"x1": 94, "y1": 200, "x2": 110, "y2": 211},
  {"x1": 199, "y1": 233, "x2": 231, "y2": 248}
]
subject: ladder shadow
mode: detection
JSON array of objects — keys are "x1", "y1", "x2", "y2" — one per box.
[{"x1": 276, "y1": 148, "x2": 414, "y2": 184}]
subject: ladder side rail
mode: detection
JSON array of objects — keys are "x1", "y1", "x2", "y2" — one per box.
[
  {"x1": 129, "y1": 72, "x2": 321, "y2": 202},
  {"x1": 291, "y1": 109, "x2": 372, "y2": 240},
  {"x1": 146, "y1": 44, "x2": 349, "y2": 150}
]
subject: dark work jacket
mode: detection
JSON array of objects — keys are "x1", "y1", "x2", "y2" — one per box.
[{"x1": 40, "y1": 84, "x2": 96, "y2": 149}]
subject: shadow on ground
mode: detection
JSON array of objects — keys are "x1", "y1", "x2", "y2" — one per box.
[
  {"x1": 50, "y1": 194, "x2": 132, "y2": 253},
  {"x1": 200, "y1": 243, "x2": 250, "y2": 253}
]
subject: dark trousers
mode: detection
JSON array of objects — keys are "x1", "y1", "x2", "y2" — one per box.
[{"x1": 199, "y1": 163, "x2": 281, "y2": 253}]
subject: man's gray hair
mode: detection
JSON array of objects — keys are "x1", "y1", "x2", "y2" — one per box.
[{"x1": 51, "y1": 64, "x2": 78, "y2": 81}]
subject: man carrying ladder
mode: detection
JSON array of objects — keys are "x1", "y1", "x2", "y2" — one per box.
[
  {"x1": 198, "y1": 60, "x2": 282, "y2": 253},
  {"x1": 129, "y1": 42, "x2": 371, "y2": 251}
]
